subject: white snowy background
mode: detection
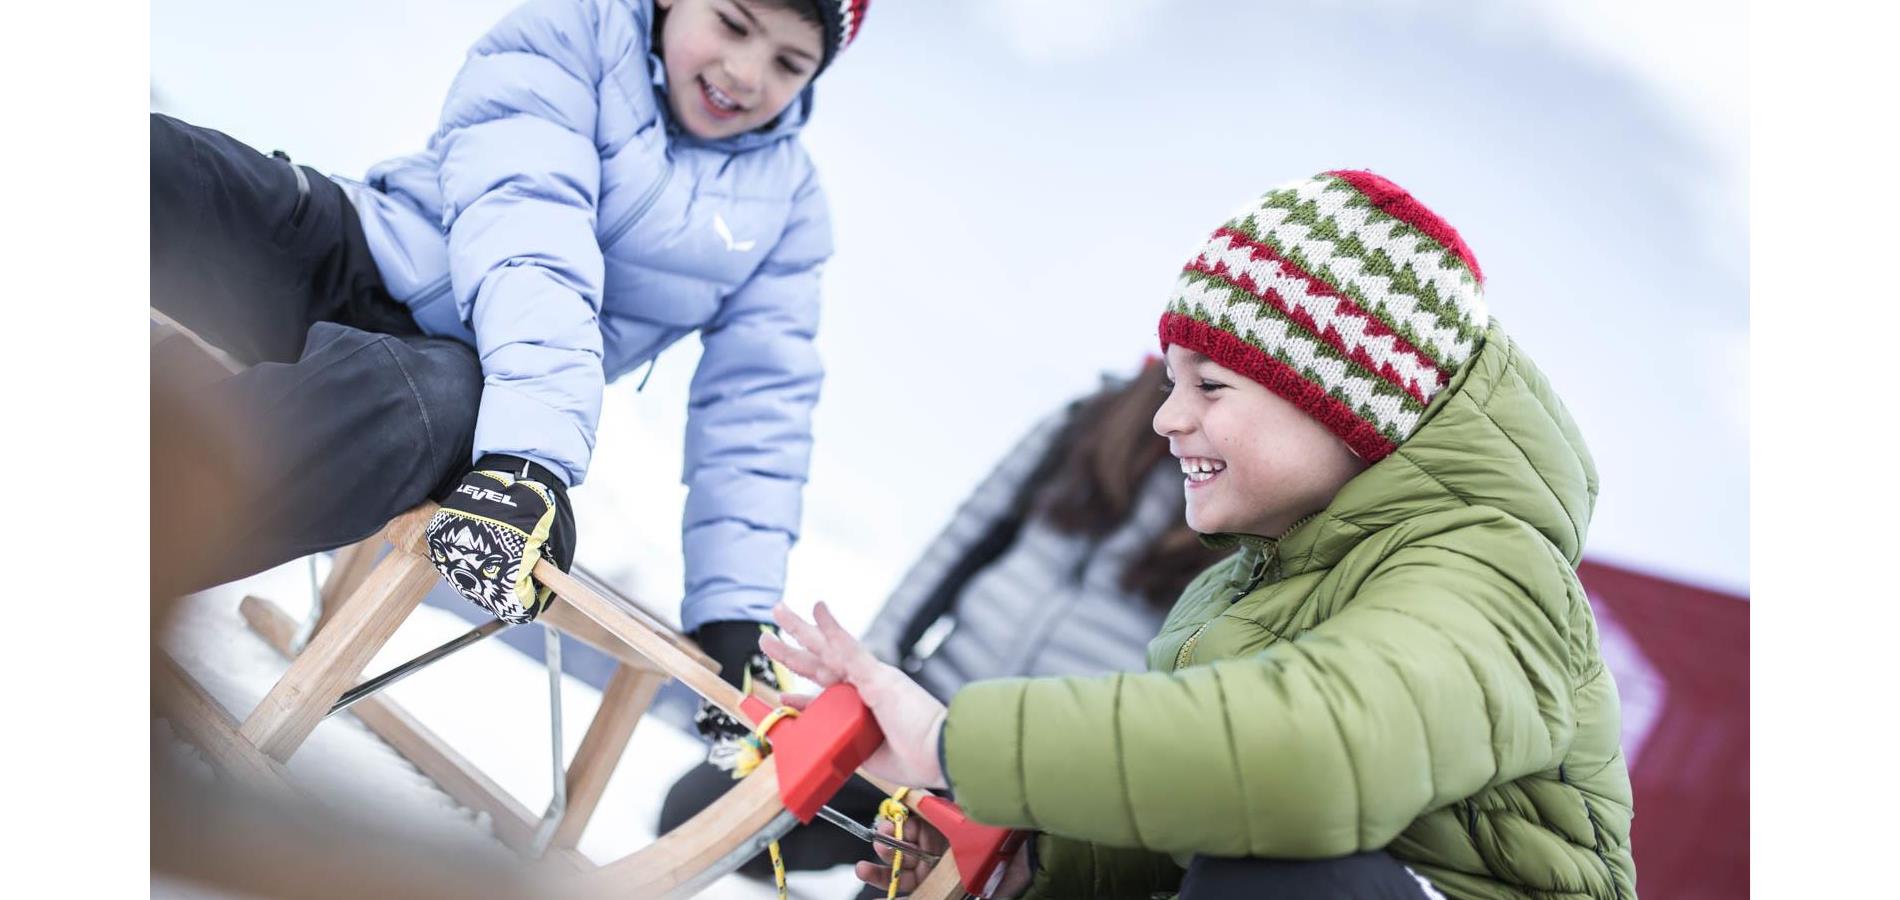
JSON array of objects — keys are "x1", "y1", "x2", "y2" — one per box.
[{"x1": 150, "y1": 0, "x2": 1746, "y2": 895}]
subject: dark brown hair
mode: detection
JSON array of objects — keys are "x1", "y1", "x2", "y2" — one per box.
[
  {"x1": 749, "y1": 0, "x2": 824, "y2": 29},
  {"x1": 661, "y1": 0, "x2": 824, "y2": 34},
  {"x1": 1033, "y1": 360, "x2": 1223, "y2": 608}
]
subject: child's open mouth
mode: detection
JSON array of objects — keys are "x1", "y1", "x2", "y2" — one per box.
[
  {"x1": 1180, "y1": 456, "x2": 1226, "y2": 489},
  {"x1": 699, "y1": 76, "x2": 744, "y2": 120}
]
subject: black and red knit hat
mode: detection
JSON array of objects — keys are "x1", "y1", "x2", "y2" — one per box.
[
  {"x1": 810, "y1": 0, "x2": 871, "y2": 73},
  {"x1": 1158, "y1": 171, "x2": 1490, "y2": 462}
]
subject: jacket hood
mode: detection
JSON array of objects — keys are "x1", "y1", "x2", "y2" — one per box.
[{"x1": 1217, "y1": 319, "x2": 1599, "y2": 573}]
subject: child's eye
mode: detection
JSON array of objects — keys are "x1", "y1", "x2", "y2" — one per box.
[
  {"x1": 1197, "y1": 381, "x2": 1226, "y2": 394},
  {"x1": 1159, "y1": 378, "x2": 1175, "y2": 393},
  {"x1": 719, "y1": 13, "x2": 747, "y2": 37},
  {"x1": 777, "y1": 57, "x2": 806, "y2": 77}
]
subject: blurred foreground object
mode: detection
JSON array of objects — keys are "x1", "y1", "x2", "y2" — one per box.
[
  {"x1": 152, "y1": 322, "x2": 536, "y2": 898},
  {"x1": 152, "y1": 728, "x2": 537, "y2": 899},
  {"x1": 150, "y1": 313, "x2": 254, "y2": 608}
]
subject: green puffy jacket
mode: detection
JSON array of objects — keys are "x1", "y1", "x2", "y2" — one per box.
[{"x1": 941, "y1": 321, "x2": 1636, "y2": 899}]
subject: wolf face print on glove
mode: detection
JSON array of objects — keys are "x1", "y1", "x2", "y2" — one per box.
[{"x1": 425, "y1": 455, "x2": 576, "y2": 623}]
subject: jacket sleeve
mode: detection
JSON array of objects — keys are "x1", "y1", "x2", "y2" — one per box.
[
  {"x1": 435, "y1": 0, "x2": 618, "y2": 486},
  {"x1": 676, "y1": 165, "x2": 832, "y2": 633},
  {"x1": 942, "y1": 519, "x2": 1583, "y2": 858},
  {"x1": 858, "y1": 408, "x2": 1072, "y2": 664},
  {"x1": 1019, "y1": 834, "x2": 1184, "y2": 900}
]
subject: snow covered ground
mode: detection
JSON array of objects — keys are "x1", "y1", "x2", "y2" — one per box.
[{"x1": 153, "y1": 557, "x2": 869, "y2": 900}]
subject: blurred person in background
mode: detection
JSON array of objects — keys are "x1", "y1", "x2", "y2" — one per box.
[
  {"x1": 765, "y1": 171, "x2": 1637, "y2": 900},
  {"x1": 657, "y1": 358, "x2": 1224, "y2": 886},
  {"x1": 148, "y1": 0, "x2": 877, "y2": 767}
]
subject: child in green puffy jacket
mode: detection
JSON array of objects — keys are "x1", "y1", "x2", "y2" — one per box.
[{"x1": 763, "y1": 171, "x2": 1636, "y2": 900}]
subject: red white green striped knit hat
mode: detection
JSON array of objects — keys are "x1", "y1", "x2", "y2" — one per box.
[{"x1": 1157, "y1": 170, "x2": 1490, "y2": 462}]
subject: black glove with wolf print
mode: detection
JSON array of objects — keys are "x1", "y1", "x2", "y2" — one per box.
[{"x1": 425, "y1": 455, "x2": 576, "y2": 624}]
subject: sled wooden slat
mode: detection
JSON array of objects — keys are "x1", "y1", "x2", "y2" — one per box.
[
  {"x1": 153, "y1": 654, "x2": 308, "y2": 809},
  {"x1": 314, "y1": 537, "x2": 383, "y2": 633},
  {"x1": 240, "y1": 595, "x2": 593, "y2": 871},
  {"x1": 536, "y1": 562, "x2": 749, "y2": 721},
  {"x1": 569, "y1": 565, "x2": 722, "y2": 673},
  {"x1": 539, "y1": 600, "x2": 686, "y2": 675},
  {"x1": 585, "y1": 755, "x2": 788, "y2": 896},
  {"x1": 914, "y1": 849, "x2": 969, "y2": 900},
  {"x1": 353, "y1": 691, "x2": 593, "y2": 869},
  {"x1": 552, "y1": 663, "x2": 667, "y2": 849},
  {"x1": 239, "y1": 541, "x2": 439, "y2": 761}
]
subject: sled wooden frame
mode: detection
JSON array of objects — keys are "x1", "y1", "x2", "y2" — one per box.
[
  {"x1": 236, "y1": 513, "x2": 701, "y2": 867},
  {"x1": 169, "y1": 501, "x2": 998, "y2": 898},
  {"x1": 152, "y1": 314, "x2": 1005, "y2": 896},
  {"x1": 153, "y1": 312, "x2": 657, "y2": 870}
]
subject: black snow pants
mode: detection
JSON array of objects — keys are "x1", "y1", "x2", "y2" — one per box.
[
  {"x1": 151, "y1": 112, "x2": 481, "y2": 591},
  {"x1": 1177, "y1": 849, "x2": 1444, "y2": 899}
]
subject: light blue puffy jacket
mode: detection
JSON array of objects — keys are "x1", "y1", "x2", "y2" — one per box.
[{"x1": 332, "y1": 0, "x2": 830, "y2": 630}]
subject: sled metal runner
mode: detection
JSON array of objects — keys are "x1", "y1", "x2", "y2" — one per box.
[
  {"x1": 327, "y1": 617, "x2": 510, "y2": 718},
  {"x1": 817, "y1": 803, "x2": 941, "y2": 863}
]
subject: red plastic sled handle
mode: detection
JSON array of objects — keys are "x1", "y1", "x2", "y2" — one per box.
[
  {"x1": 739, "y1": 688, "x2": 880, "y2": 822},
  {"x1": 915, "y1": 794, "x2": 1030, "y2": 897},
  {"x1": 741, "y1": 687, "x2": 1029, "y2": 896}
]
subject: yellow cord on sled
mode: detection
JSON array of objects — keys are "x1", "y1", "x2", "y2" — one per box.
[
  {"x1": 732, "y1": 656, "x2": 802, "y2": 900},
  {"x1": 732, "y1": 704, "x2": 800, "y2": 900},
  {"x1": 877, "y1": 786, "x2": 913, "y2": 899},
  {"x1": 732, "y1": 659, "x2": 921, "y2": 900}
]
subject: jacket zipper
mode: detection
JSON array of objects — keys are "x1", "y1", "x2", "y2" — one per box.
[
  {"x1": 1174, "y1": 549, "x2": 1269, "y2": 670},
  {"x1": 1170, "y1": 513, "x2": 1319, "y2": 671},
  {"x1": 407, "y1": 273, "x2": 454, "y2": 313},
  {"x1": 405, "y1": 159, "x2": 677, "y2": 312},
  {"x1": 598, "y1": 158, "x2": 675, "y2": 251}
]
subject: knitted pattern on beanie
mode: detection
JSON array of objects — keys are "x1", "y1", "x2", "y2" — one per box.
[
  {"x1": 812, "y1": 0, "x2": 871, "y2": 73},
  {"x1": 1158, "y1": 170, "x2": 1490, "y2": 462}
]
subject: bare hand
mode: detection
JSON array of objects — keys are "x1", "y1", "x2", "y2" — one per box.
[
  {"x1": 854, "y1": 816, "x2": 1035, "y2": 899},
  {"x1": 854, "y1": 814, "x2": 948, "y2": 896},
  {"x1": 760, "y1": 601, "x2": 950, "y2": 790}
]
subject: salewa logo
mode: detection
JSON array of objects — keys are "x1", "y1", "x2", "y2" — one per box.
[
  {"x1": 713, "y1": 213, "x2": 755, "y2": 253},
  {"x1": 456, "y1": 484, "x2": 517, "y2": 507}
]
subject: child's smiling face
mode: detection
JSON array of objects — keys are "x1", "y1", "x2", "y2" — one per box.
[
  {"x1": 1154, "y1": 345, "x2": 1368, "y2": 538},
  {"x1": 657, "y1": 0, "x2": 823, "y2": 141}
]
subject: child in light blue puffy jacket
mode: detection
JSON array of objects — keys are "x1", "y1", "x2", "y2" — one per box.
[{"x1": 149, "y1": 0, "x2": 872, "y2": 757}]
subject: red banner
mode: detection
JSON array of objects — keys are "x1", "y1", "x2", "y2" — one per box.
[{"x1": 1579, "y1": 560, "x2": 1749, "y2": 900}]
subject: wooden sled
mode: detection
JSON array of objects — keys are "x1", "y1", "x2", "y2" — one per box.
[
  {"x1": 152, "y1": 312, "x2": 1022, "y2": 896},
  {"x1": 239, "y1": 513, "x2": 706, "y2": 866},
  {"x1": 162, "y1": 501, "x2": 1024, "y2": 898}
]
